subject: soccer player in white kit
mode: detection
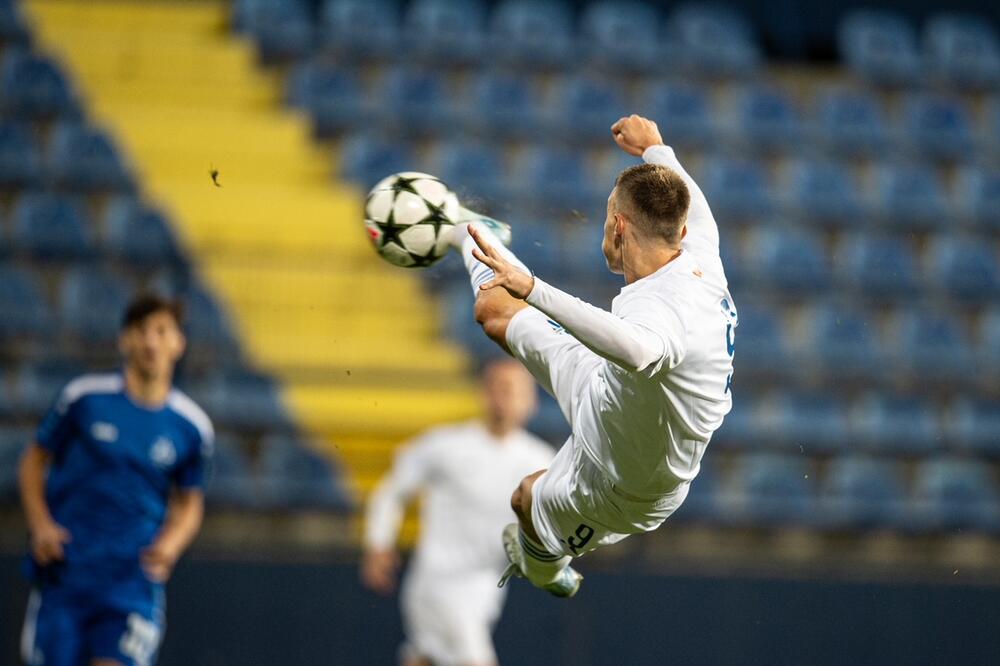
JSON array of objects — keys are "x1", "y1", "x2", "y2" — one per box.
[
  {"x1": 361, "y1": 359, "x2": 554, "y2": 666},
  {"x1": 451, "y1": 115, "x2": 737, "y2": 598}
]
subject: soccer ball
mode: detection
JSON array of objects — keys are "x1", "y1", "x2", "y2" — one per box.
[{"x1": 365, "y1": 172, "x2": 460, "y2": 268}]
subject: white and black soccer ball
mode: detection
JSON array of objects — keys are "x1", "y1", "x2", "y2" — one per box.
[{"x1": 364, "y1": 172, "x2": 460, "y2": 268}]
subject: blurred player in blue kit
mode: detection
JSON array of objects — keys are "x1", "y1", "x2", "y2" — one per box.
[{"x1": 18, "y1": 295, "x2": 214, "y2": 666}]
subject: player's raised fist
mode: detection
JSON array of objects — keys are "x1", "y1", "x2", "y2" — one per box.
[{"x1": 611, "y1": 114, "x2": 664, "y2": 157}]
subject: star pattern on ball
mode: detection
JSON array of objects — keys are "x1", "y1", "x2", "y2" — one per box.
[
  {"x1": 408, "y1": 244, "x2": 441, "y2": 267},
  {"x1": 374, "y1": 206, "x2": 406, "y2": 248},
  {"x1": 390, "y1": 176, "x2": 421, "y2": 196},
  {"x1": 415, "y1": 198, "x2": 452, "y2": 236}
]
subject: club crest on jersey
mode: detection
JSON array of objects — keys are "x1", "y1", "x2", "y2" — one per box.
[
  {"x1": 90, "y1": 421, "x2": 119, "y2": 443},
  {"x1": 547, "y1": 318, "x2": 565, "y2": 334},
  {"x1": 150, "y1": 437, "x2": 177, "y2": 467}
]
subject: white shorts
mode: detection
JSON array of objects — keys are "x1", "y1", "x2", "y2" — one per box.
[
  {"x1": 400, "y1": 570, "x2": 503, "y2": 666},
  {"x1": 507, "y1": 307, "x2": 690, "y2": 559}
]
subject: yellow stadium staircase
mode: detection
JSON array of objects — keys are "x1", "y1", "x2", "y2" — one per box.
[{"x1": 27, "y1": 0, "x2": 480, "y2": 521}]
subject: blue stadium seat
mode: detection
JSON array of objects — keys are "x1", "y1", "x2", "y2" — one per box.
[
  {"x1": 14, "y1": 358, "x2": 86, "y2": 415},
  {"x1": 464, "y1": 71, "x2": 544, "y2": 139},
  {"x1": 813, "y1": 87, "x2": 890, "y2": 157},
  {"x1": 0, "y1": 121, "x2": 43, "y2": 188},
  {"x1": 337, "y1": 135, "x2": 414, "y2": 188},
  {"x1": 924, "y1": 13, "x2": 1000, "y2": 90},
  {"x1": 836, "y1": 234, "x2": 919, "y2": 296},
  {"x1": 893, "y1": 309, "x2": 974, "y2": 380},
  {"x1": 0, "y1": 50, "x2": 78, "y2": 119},
  {"x1": 489, "y1": 0, "x2": 574, "y2": 69},
  {"x1": 733, "y1": 86, "x2": 802, "y2": 151},
  {"x1": 699, "y1": 156, "x2": 775, "y2": 222},
  {"x1": 376, "y1": 68, "x2": 455, "y2": 137},
  {"x1": 750, "y1": 227, "x2": 830, "y2": 291},
  {"x1": 926, "y1": 235, "x2": 1000, "y2": 300},
  {"x1": 765, "y1": 393, "x2": 851, "y2": 454},
  {"x1": 901, "y1": 94, "x2": 976, "y2": 161},
  {"x1": 808, "y1": 304, "x2": 882, "y2": 378},
  {"x1": 319, "y1": 0, "x2": 399, "y2": 61},
  {"x1": 727, "y1": 304, "x2": 787, "y2": 373},
  {"x1": 636, "y1": 82, "x2": 716, "y2": 148},
  {"x1": 436, "y1": 142, "x2": 509, "y2": 206},
  {"x1": 875, "y1": 164, "x2": 948, "y2": 229},
  {"x1": 104, "y1": 197, "x2": 181, "y2": 265},
  {"x1": 10, "y1": 193, "x2": 94, "y2": 260},
  {"x1": 0, "y1": 265, "x2": 50, "y2": 340},
  {"x1": 260, "y1": 434, "x2": 353, "y2": 510},
  {"x1": 59, "y1": 268, "x2": 132, "y2": 341},
  {"x1": 0, "y1": 2, "x2": 30, "y2": 45},
  {"x1": 838, "y1": 10, "x2": 921, "y2": 86},
  {"x1": 285, "y1": 61, "x2": 367, "y2": 138},
  {"x1": 713, "y1": 394, "x2": 768, "y2": 449},
  {"x1": 854, "y1": 394, "x2": 941, "y2": 454},
  {"x1": 821, "y1": 457, "x2": 907, "y2": 529},
  {"x1": 785, "y1": 159, "x2": 862, "y2": 226},
  {"x1": 911, "y1": 458, "x2": 999, "y2": 532},
  {"x1": 676, "y1": 455, "x2": 719, "y2": 521},
  {"x1": 579, "y1": 1, "x2": 662, "y2": 73},
  {"x1": 550, "y1": 76, "x2": 629, "y2": 143},
  {"x1": 403, "y1": 0, "x2": 485, "y2": 65},
  {"x1": 49, "y1": 123, "x2": 133, "y2": 192},
  {"x1": 0, "y1": 428, "x2": 30, "y2": 502},
  {"x1": 979, "y1": 307, "x2": 1000, "y2": 377},
  {"x1": 665, "y1": 3, "x2": 761, "y2": 76},
  {"x1": 515, "y1": 147, "x2": 600, "y2": 213},
  {"x1": 181, "y1": 287, "x2": 241, "y2": 361},
  {"x1": 727, "y1": 453, "x2": 816, "y2": 525},
  {"x1": 204, "y1": 436, "x2": 258, "y2": 509},
  {"x1": 202, "y1": 370, "x2": 289, "y2": 431},
  {"x1": 234, "y1": 0, "x2": 313, "y2": 62},
  {"x1": 949, "y1": 398, "x2": 1000, "y2": 457},
  {"x1": 955, "y1": 168, "x2": 1000, "y2": 230}
]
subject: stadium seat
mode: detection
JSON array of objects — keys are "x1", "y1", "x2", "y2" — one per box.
[
  {"x1": 103, "y1": 197, "x2": 182, "y2": 265},
  {"x1": 636, "y1": 82, "x2": 716, "y2": 148},
  {"x1": 925, "y1": 235, "x2": 1000, "y2": 300},
  {"x1": 821, "y1": 457, "x2": 907, "y2": 529},
  {"x1": 180, "y1": 286, "x2": 242, "y2": 362},
  {"x1": 0, "y1": 121, "x2": 43, "y2": 188},
  {"x1": 260, "y1": 434, "x2": 353, "y2": 510},
  {"x1": 807, "y1": 304, "x2": 882, "y2": 379},
  {"x1": 578, "y1": 1, "x2": 663, "y2": 73},
  {"x1": 14, "y1": 358, "x2": 86, "y2": 416},
  {"x1": 665, "y1": 3, "x2": 761, "y2": 76},
  {"x1": 911, "y1": 458, "x2": 1000, "y2": 532},
  {"x1": 835, "y1": 234, "x2": 918, "y2": 296},
  {"x1": 375, "y1": 68, "x2": 455, "y2": 137},
  {"x1": 59, "y1": 268, "x2": 132, "y2": 342},
  {"x1": 676, "y1": 454, "x2": 720, "y2": 521},
  {"x1": 726, "y1": 303, "x2": 788, "y2": 373},
  {"x1": 979, "y1": 306, "x2": 1000, "y2": 377},
  {"x1": 699, "y1": 156, "x2": 775, "y2": 222},
  {"x1": 0, "y1": 50, "x2": 78, "y2": 119},
  {"x1": 853, "y1": 394, "x2": 941, "y2": 454},
  {"x1": 10, "y1": 193, "x2": 94, "y2": 260},
  {"x1": 732, "y1": 85, "x2": 802, "y2": 151},
  {"x1": 200, "y1": 370, "x2": 290, "y2": 431},
  {"x1": 901, "y1": 94, "x2": 976, "y2": 162},
  {"x1": 893, "y1": 309, "x2": 974, "y2": 381},
  {"x1": 49, "y1": 123, "x2": 133, "y2": 192},
  {"x1": 874, "y1": 164, "x2": 948, "y2": 229},
  {"x1": 0, "y1": 265, "x2": 51, "y2": 340},
  {"x1": 954, "y1": 167, "x2": 1000, "y2": 230},
  {"x1": 285, "y1": 61, "x2": 368, "y2": 138},
  {"x1": 514, "y1": 147, "x2": 600, "y2": 213},
  {"x1": 762, "y1": 393, "x2": 851, "y2": 454},
  {"x1": 435, "y1": 142, "x2": 510, "y2": 206},
  {"x1": 205, "y1": 435, "x2": 258, "y2": 509},
  {"x1": 336, "y1": 135, "x2": 414, "y2": 188},
  {"x1": 463, "y1": 71, "x2": 544, "y2": 140},
  {"x1": 550, "y1": 76, "x2": 629, "y2": 143},
  {"x1": 785, "y1": 159, "x2": 863, "y2": 226},
  {"x1": 923, "y1": 13, "x2": 1000, "y2": 90},
  {"x1": 233, "y1": 0, "x2": 313, "y2": 62},
  {"x1": 726, "y1": 453, "x2": 816, "y2": 526},
  {"x1": 948, "y1": 398, "x2": 1000, "y2": 457},
  {"x1": 749, "y1": 227, "x2": 830, "y2": 292},
  {"x1": 0, "y1": 428, "x2": 30, "y2": 502},
  {"x1": 488, "y1": 0, "x2": 574, "y2": 70},
  {"x1": 813, "y1": 87, "x2": 890, "y2": 157},
  {"x1": 319, "y1": 0, "x2": 400, "y2": 62},
  {"x1": 403, "y1": 0, "x2": 485, "y2": 65},
  {"x1": 0, "y1": 1, "x2": 30, "y2": 46},
  {"x1": 713, "y1": 393, "x2": 767, "y2": 449},
  {"x1": 838, "y1": 10, "x2": 921, "y2": 86}
]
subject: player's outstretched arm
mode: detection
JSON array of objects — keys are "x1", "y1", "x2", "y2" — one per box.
[{"x1": 142, "y1": 489, "x2": 204, "y2": 582}]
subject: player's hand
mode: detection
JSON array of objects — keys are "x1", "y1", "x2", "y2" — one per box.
[
  {"x1": 468, "y1": 226, "x2": 534, "y2": 300},
  {"x1": 361, "y1": 549, "x2": 399, "y2": 596},
  {"x1": 611, "y1": 115, "x2": 664, "y2": 157},
  {"x1": 30, "y1": 519, "x2": 71, "y2": 565},
  {"x1": 141, "y1": 538, "x2": 181, "y2": 583}
]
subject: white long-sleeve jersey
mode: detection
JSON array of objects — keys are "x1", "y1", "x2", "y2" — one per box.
[
  {"x1": 524, "y1": 145, "x2": 737, "y2": 496},
  {"x1": 364, "y1": 421, "x2": 554, "y2": 578}
]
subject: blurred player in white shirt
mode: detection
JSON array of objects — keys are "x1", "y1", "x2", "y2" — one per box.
[
  {"x1": 451, "y1": 115, "x2": 737, "y2": 597},
  {"x1": 361, "y1": 360, "x2": 554, "y2": 666}
]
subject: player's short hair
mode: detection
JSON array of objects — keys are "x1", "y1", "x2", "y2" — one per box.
[
  {"x1": 614, "y1": 163, "x2": 690, "y2": 244},
  {"x1": 121, "y1": 294, "x2": 185, "y2": 330}
]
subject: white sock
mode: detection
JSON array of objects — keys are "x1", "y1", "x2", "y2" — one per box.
[
  {"x1": 518, "y1": 528, "x2": 571, "y2": 586},
  {"x1": 454, "y1": 223, "x2": 531, "y2": 297}
]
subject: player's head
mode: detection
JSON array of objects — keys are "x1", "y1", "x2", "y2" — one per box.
[
  {"x1": 603, "y1": 163, "x2": 690, "y2": 274},
  {"x1": 118, "y1": 294, "x2": 186, "y2": 382},
  {"x1": 481, "y1": 358, "x2": 537, "y2": 434}
]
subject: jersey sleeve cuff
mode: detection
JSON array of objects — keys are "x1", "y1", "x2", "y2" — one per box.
[{"x1": 642, "y1": 144, "x2": 676, "y2": 165}]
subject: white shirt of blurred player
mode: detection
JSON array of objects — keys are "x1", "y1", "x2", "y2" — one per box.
[{"x1": 365, "y1": 420, "x2": 554, "y2": 579}]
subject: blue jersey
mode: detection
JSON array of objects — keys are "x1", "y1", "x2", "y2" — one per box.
[{"x1": 27, "y1": 372, "x2": 213, "y2": 591}]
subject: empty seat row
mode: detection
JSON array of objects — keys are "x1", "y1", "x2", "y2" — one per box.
[{"x1": 0, "y1": 49, "x2": 79, "y2": 120}]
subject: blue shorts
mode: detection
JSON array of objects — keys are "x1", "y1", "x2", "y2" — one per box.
[{"x1": 21, "y1": 583, "x2": 165, "y2": 666}]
